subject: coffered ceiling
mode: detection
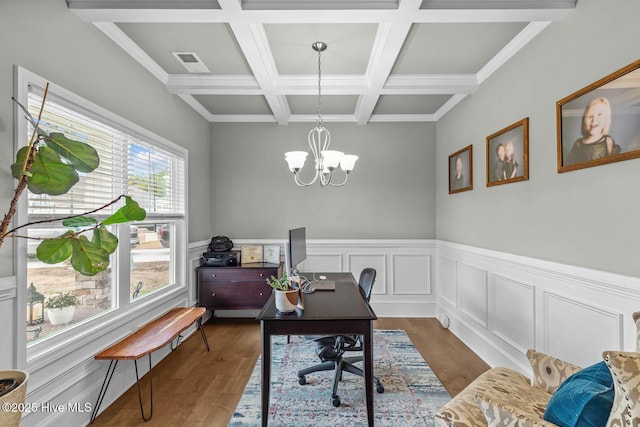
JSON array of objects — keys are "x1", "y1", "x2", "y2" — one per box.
[{"x1": 68, "y1": 0, "x2": 576, "y2": 124}]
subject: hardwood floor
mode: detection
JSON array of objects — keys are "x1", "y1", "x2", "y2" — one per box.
[{"x1": 91, "y1": 317, "x2": 489, "y2": 426}]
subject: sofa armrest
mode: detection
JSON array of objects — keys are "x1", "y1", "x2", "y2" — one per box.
[
  {"x1": 474, "y1": 390, "x2": 559, "y2": 427},
  {"x1": 527, "y1": 349, "x2": 581, "y2": 394}
]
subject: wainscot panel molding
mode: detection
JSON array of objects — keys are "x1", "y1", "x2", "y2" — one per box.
[
  {"x1": 231, "y1": 239, "x2": 438, "y2": 318},
  {"x1": 436, "y1": 240, "x2": 640, "y2": 376}
]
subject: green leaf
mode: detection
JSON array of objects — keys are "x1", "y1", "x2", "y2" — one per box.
[
  {"x1": 36, "y1": 232, "x2": 74, "y2": 264},
  {"x1": 62, "y1": 216, "x2": 98, "y2": 228},
  {"x1": 46, "y1": 133, "x2": 100, "y2": 173},
  {"x1": 92, "y1": 226, "x2": 118, "y2": 254},
  {"x1": 12, "y1": 146, "x2": 79, "y2": 195},
  {"x1": 70, "y1": 235, "x2": 110, "y2": 276},
  {"x1": 102, "y1": 196, "x2": 147, "y2": 225}
]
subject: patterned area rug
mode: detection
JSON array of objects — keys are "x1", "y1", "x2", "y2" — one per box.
[{"x1": 229, "y1": 330, "x2": 450, "y2": 426}]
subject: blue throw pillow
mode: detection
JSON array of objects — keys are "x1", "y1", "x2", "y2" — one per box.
[{"x1": 543, "y1": 361, "x2": 614, "y2": 427}]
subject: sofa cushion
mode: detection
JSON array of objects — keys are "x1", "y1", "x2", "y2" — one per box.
[
  {"x1": 528, "y1": 349, "x2": 582, "y2": 394},
  {"x1": 435, "y1": 367, "x2": 530, "y2": 427},
  {"x1": 603, "y1": 351, "x2": 640, "y2": 427},
  {"x1": 543, "y1": 361, "x2": 614, "y2": 427}
]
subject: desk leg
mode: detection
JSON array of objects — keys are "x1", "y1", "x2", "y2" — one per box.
[
  {"x1": 90, "y1": 360, "x2": 118, "y2": 424},
  {"x1": 260, "y1": 322, "x2": 271, "y2": 427},
  {"x1": 134, "y1": 355, "x2": 153, "y2": 421},
  {"x1": 363, "y1": 322, "x2": 374, "y2": 427}
]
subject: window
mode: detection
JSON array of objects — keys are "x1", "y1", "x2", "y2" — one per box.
[{"x1": 17, "y1": 69, "x2": 187, "y2": 348}]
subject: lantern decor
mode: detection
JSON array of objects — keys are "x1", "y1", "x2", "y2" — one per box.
[{"x1": 26, "y1": 283, "x2": 44, "y2": 326}]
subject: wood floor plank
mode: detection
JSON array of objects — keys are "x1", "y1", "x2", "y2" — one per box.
[{"x1": 90, "y1": 317, "x2": 489, "y2": 426}]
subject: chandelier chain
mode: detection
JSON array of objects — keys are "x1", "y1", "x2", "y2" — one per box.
[{"x1": 317, "y1": 45, "x2": 322, "y2": 126}]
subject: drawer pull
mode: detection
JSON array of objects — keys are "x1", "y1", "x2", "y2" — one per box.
[
  {"x1": 259, "y1": 292, "x2": 263, "y2": 296},
  {"x1": 259, "y1": 273, "x2": 264, "y2": 277},
  {"x1": 211, "y1": 293, "x2": 216, "y2": 297},
  {"x1": 211, "y1": 274, "x2": 217, "y2": 278}
]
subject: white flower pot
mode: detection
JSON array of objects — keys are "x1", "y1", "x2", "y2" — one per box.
[
  {"x1": 0, "y1": 370, "x2": 28, "y2": 427},
  {"x1": 274, "y1": 289, "x2": 298, "y2": 313},
  {"x1": 46, "y1": 306, "x2": 75, "y2": 325}
]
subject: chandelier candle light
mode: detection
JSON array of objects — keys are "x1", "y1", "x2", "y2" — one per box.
[{"x1": 284, "y1": 42, "x2": 358, "y2": 187}]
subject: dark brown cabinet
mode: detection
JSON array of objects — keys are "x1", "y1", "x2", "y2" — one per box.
[{"x1": 197, "y1": 263, "x2": 281, "y2": 311}]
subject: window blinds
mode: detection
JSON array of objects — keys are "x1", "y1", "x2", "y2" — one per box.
[{"x1": 26, "y1": 89, "x2": 186, "y2": 221}]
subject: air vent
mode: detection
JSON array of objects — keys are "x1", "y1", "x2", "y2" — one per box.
[{"x1": 172, "y1": 52, "x2": 210, "y2": 73}]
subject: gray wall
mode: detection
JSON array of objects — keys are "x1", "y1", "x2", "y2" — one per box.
[
  {"x1": 210, "y1": 122, "x2": 436, "y2": 239},
  {"x1": 0, "y1": 0, "x2": 213, "y2": 276},
  {"x1": 436, "y1": 0, "x2": 640, "y2": 277}
]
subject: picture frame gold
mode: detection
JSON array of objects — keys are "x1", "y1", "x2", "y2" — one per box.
[
  {"x1": 241, "y1": 244, "x2": 263, "y2": 264},
  {"x1": 557, "y1": 59, "x2": 640, "y2": 173},
  {"x1": 448, "y1": 145, "x2": 473, "y2": 194},
  {"x1": 486, "y1": 118, "x2": 529, "y2": 187}
]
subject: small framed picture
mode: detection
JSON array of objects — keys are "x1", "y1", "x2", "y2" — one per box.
[
  {"x1": 486, "y1": 117, "x2": 529, "y2": 187},
  {"x1": 557, "y1": 59, "x2": 640, "y2": 173},
  {"x1": 241, "y1": 244, "x2": 263, "y2": 263},
  {"x1": 263, "y1": 245, "x2": 281, "y2": 265},
  {"x1": 448, "y1": 145, "x2": 473, "y2": 194}
]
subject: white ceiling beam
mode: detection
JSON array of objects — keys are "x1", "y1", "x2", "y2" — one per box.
[
  {"x1": 167, "y1": 75, "x2": 262, "y2": 94},
  {"x1": 369, "y1": 113, "x2": 438, "y2": 122},
  {"x1": 355, "y1": 0, "x2": 422, "y2": 124},
  {"x1": 277, "y1": 75, "x2": 369, "y2": 95},
  {"x1": 177, "y1": 94, "x2": 216, "y2": 121},
  {"x1": 69, "y1": 0, "x2": 574, "y2": 23},
  {"x1": 383, "y1": 75, "x2": 479, "y2": 95},
  {"x1": 210, "y1": 114, "x2": 277, "y2": 122},
  {"x1": 217, "y1": 0, "x2": 291, "y2": 124}
]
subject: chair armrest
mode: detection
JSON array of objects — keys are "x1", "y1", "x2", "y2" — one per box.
[
  {"x1": 474, "y1": 391, "x2": 559, "y2": 427},
  {"x1": 526, "y1": 349, "x2": 581, "y2": 394}
]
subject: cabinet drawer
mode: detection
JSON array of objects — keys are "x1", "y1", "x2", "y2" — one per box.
[
  {"x1": 198, "y1": 268, "x2": 276, "y2": 282},
  {"x1": 199, "y1": 281, "x2": 272, "y2": 309}
]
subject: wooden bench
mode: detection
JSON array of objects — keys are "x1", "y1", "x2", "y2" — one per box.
[{"x1": 90, "y1": 307, "x2": 209, "y2": 423}]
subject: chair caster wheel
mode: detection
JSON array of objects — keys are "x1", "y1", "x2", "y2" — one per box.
[
  {"x1": 376, "y1": 385, "x2": 384, "y2": 393},
  {"x1": 298, "y1": 376, "x2": 306, "y2": 385},
  {"x1": 332, "y1": 397, "x2": 341, "y2": 407}
]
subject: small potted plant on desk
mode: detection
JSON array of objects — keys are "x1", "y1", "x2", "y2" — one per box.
[
  {"x1": 45, "y1": 291, "x2": 80, "y2": 325},
  {"x1": 266, "y1": 275, "x2": 298, "y2": 313}
]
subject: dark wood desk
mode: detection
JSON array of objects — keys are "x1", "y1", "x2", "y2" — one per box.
[{"x1": 256, "y1": 272, "x2": 377, "y2": 427}]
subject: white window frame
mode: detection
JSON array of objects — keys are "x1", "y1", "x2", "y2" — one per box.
[{"x1": 14, "y1": 67, "x2": 189, "y2": 369}]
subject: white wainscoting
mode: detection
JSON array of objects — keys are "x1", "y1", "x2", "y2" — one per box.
[
  {"x1": 228, "y1": 239, "x2": 437, "y2": 317},
  {"x1": 437, "y1": 241, "x2": 640, "y2": 375}
]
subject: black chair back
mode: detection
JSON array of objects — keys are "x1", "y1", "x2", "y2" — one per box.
[{"x1": 358, "y1": 268, "x2": 376, "y2": 302}]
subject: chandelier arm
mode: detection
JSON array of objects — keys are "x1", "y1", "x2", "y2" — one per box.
[
  {"x1": 293, "y1": 168, "x2": 319, "y2": 187},
  {"x1": 327, "y1": 171, "x2": 350, "y2": 187}
]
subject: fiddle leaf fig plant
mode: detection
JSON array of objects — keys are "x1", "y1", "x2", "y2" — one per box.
[{"x1": 0, "y1": 83, "x2": 147, "y2": 276}]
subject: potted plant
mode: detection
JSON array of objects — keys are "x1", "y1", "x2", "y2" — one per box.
[
  {"x1": 266, "y1": 275, "x2": 298, "y2": 313},
  {"x1": 0, "y1": 370, "x2": 28, "y2": 427},
  {"x1": 45, "y1": 291, "x2": 80, "y2": 325}
]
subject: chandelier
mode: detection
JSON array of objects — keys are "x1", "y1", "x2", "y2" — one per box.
[{"x1": 284, "y1": 42, "x2": 358, "y2": 187}]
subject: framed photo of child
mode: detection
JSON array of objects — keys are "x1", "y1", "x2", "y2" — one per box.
[
  {"x1": 448, "y1": 145, "x2": 473, "y2": 194},
  {"x1": 557, "y1": 59, "x2": 640, "y2": 173},
  {"x1": 486, "y1": 118, "x2": 529, "y2": 187}
]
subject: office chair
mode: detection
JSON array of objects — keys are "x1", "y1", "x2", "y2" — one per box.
[{"x1": 296, "y1": 268, "x2": 384, "y2": 407}]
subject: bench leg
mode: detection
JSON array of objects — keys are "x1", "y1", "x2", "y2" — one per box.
[
  {"x1": 197, "y1": 318, "x2": 210, "y2": 352},
  {"x1": 134, "y1": 355, "x2": 153, "y2": 422},
  {"x1": 90, "y1": 360, "x2": 118, "y2": 424}
]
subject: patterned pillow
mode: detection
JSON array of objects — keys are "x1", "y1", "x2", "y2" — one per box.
[
  {"x1": 603, "y1": 351, "x2": 640, "y2": 427},
  {"x1": 527, "y1": 349, "x2": 581, "y2": 394}
]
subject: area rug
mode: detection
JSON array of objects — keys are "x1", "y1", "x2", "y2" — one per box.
[{"x1": 229, "y1": 330, "x2": 450, "y2": 426}]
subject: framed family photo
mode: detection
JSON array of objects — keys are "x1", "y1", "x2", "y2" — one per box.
[
  {"x1": 486, "y1": 118, "x2": 529, "y2": 187},
  {"x1": 557, "y1": 59, "x2": 640, "y2": 173},
  {"x1": 448, "y1": 145, "x2": 473, "y2": 194}
]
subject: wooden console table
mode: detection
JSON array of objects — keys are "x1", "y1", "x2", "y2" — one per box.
[{"x1": 90, "y1": 307, "x2": 209, "y2": 423}]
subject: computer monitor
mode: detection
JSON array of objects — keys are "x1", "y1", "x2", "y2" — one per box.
[{"x1": 288, "y1": 227, "x2": 306, "y2": 274}]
